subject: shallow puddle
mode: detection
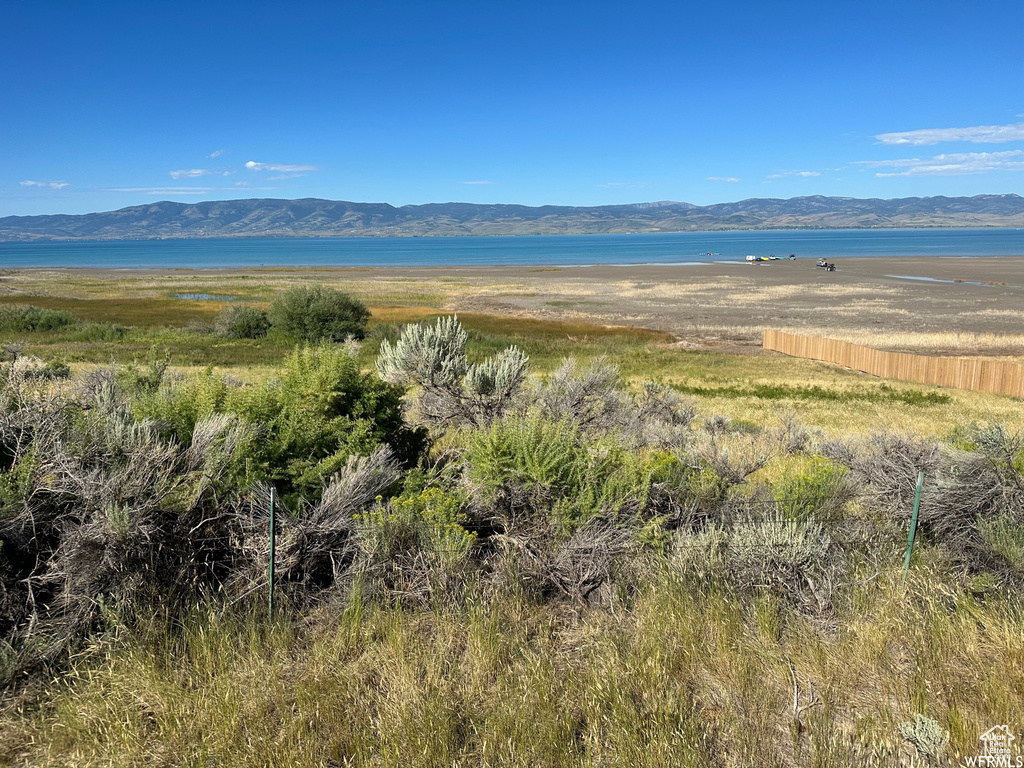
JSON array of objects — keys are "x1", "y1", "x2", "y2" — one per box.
[{"x1": 174, "y1": 293, "x2": 237, "y2": 301}]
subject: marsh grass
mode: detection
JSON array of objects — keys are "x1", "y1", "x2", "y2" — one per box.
[
  {"x1": 0, "y1": 295, "x2": 229, "y2": 327},
  {"x1": 670, "y1": 381, "x2": 951, "y2": 406},
  {"x1": 0, "y1": 270, "x2": 1020, "y2": 438},
  {"x1": 4, "y1": 298, "x2": 1019, "y2": 434}
]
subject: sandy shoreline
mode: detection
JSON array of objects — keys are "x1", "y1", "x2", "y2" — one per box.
[{"x1": 9, "y1": 255, "x2": 1024, "y2": 357}]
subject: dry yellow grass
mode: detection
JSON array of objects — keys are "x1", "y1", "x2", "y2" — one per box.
[{"x1": 4, "y1": 568, "x2": 1020, "y2": 767}]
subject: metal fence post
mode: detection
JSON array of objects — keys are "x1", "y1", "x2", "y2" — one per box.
[
  {"x1": 268, "y1": 485, "x2": 276, "y2": 618},
  {"x1": 902, "y1": 471, "x2": 924, "y2": 577}
]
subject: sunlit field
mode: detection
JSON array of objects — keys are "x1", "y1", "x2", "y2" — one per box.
[{"x1": 0, "y1": 270, "x2": 1022, "y2": 767}]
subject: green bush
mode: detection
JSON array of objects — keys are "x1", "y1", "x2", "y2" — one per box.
[
  {"x1": 0, "y1": 304, "x2": 77, "y2": 332},
  {"x1": 773, "y1": 457, "x2": 850, "y2": 521},
  {"x1": 356, "y1": 487, "x2": 476, "y2": 568},
  {"x1": 269, "y1": 287, "x2": 370, "y2": 342},
  {"x1": 132, "y1": 366, "x2": 234, "y2": 443},
  {"x1": 66, "y1": 322, "x2": 129, "y2": 342},
  {"x1": 465, "y1": 415, "x2": 651, "y2": 530},
  {"x1": 134, "y1": 346, "x2": 425, "y2": 502},
  {"x1": 214, "y1": 305, "x2": 270, "y2": 339}
]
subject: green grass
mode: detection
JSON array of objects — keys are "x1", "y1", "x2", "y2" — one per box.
[
  {"x1": 0, "y1": 294, "x2": 1019, "y2": 435},
  {"x1": 670, "y1": 381, "x2": 951, "y2": 406},
  {"x1": 1, "y1": 286, "x2": 1023, "y2": 766},
  {"x1": 0, "y1": 263, "x2": 1019, "y2": 437},
  {"x1": 0, "y1": 295, "x2": 230, "y2": 327}
]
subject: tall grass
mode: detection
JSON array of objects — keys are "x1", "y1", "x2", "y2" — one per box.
[
  {"x1": 1, "y1": 307, "x2": 1023, "y2": 766},
  {"x1": 4, "y1": 567, "x2": 1021, "y2": 767}
]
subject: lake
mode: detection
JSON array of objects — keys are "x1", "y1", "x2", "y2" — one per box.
[{"x1": 0, "y1": 229, "x2": 1021, "y2": 269}]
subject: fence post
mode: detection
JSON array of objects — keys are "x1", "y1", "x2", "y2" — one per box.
[
  {"x1": 902, "y1": 471, "x2": 925, "y2": 577},
  {"x1": 268, "y1": 485, "x2": 276, "y2": 618}
]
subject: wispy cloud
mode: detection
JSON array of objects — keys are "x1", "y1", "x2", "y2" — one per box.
[
  {"x1": 460, "y1": 180, "x2": 494, "y2": 185},
  {"x1": 208, "y1": 149, "x2": 225, "y2": 158},
  {"x1": 875, "y1": 122, "x2": 1024, "y2": 146},
  {"x1": 860, "y1": 150, "x2": 1024, "y2": 177},
  {"x1": 245, "y1": 161, "x2": 318, "y2": 172},
  {"x1": 766, "y1": 170, "x2": 820, "y2": 179},
  {"x1": 169, "y1": 168, "x2": 210, "y2": 179},
  {"x1": 20, "y1": 179, "x2": 69, "y2": 190},
  {"x1": 103, "y1": 186, "x2": 276, "y2": 195},
  {"x1": 707, "y1": 176, "x2": 739, "y2": 182},
  {"x1": 267, "y1": 173, "x2": 304, "y2": 180}
]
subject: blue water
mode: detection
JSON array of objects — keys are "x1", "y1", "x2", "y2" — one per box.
[{"x1": 0, "y1": 229, "x2": 1021, "y2": 269}]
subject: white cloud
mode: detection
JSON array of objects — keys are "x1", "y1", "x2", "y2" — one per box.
[
  {"x1": 707, "y1": 176, "x2": 740, "y2": 182},
  {"x1": 20, "y1": 179, "x2": 69, "y2": 190},
  {"x1": 875, "y1": 122, "x2": 1024, "y2": 146},
  {"x1": 245, "y1": 161, "x2": 318, "y2": 172},
  {"x1": 766, "y1": 170, "x2": 820, "y2": 179},
  {"x1": 208, "y1": 149, "x2": 225, "y2": 158},
  {"x1": 169, "y1": 168, "x2": 210, "y2": 179},
  {"x1": 103, "y1": 186, "x2": 276, "y2": 195},
  {"x1": 460, "y1": 180, "x2": 494, "y2": 185},
  {"x1": 860, "y1": 150, "x2": 1024, "y2": 177}
]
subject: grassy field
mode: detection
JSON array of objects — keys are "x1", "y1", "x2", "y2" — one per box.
[
  {"x1": 1, "y1": 284, "x2": 1019, "y2": 437},
  {"x1": 4, "y1": 567, "x2": 1021, "y2": 767},
  {"x1": 0, "y1": 272, "x2": 1022, "y2": 767}
]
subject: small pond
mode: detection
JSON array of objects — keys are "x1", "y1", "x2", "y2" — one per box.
[{"x1": 174, "y1": 293, "x2": 237, "y2": 301}]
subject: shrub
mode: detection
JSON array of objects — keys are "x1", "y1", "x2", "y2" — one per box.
[
  {"x1": 773, "y1": 457, "x2": 851, "y2": 522},
  {"x1": 132, "y1": 347, "x2": 426, "y2": 502},
  {"x1": 269, "y1": 286, "x2": 370, "y2": 342},
  {"x1": 672, "y1": 518, "x2": 841, "y2": 609},
  {"x1": 898, "y1": 715, "x2": 949, "y2": 762},
  {"x1": 214, "y1": 304, "x2": 270, "y2": 339},
  {"x1": 3, "y1": 355, "x2": 71, "y2": 381},
  {"x1": 464, "y1": 415, "x2": 650, "y2": 531},
  {"x1": 232, "y1": 346, "x2": 426, "y2": 500},
  {"x1": 820, "y1": 432, "x2": 941, "y2": 519},
  {"x1": 377, "y1": 315, "x2": 529, "y2": 429},
  {"x1": 0, "y1": 377, "x2": 253, "y2": 681},
  {"x1": 0, "y1": 304, "x2": 77, "y2": 332},
  {"x1": 355, "y1": 487, "x2": 477, "y2": 603},
  {"x1": 232, "y1": 448, "x2": 402, "y2": 597}
]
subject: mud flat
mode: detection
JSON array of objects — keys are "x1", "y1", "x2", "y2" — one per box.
[{"x1": 9, "y1": 255, "x2": 1024, "y2": 358}]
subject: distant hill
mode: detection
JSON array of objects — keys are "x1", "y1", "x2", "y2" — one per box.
[{"x1": 2, "y1": 194, "x2": 1023, "y2": 241}]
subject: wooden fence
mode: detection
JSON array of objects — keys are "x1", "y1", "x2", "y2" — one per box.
[{"x1": 763, "y1": 330, "x2": 1024, "y2": 398}]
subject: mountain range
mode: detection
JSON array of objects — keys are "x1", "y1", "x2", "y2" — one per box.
[{"x1": 2, "y1": 194, "x2": 1023, "y2": 241}]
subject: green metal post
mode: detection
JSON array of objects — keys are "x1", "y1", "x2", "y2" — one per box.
[
  {"x1": 902, "y1": 471, "x2": 924, "y2": 576},
  {"x1": 268, "y1": 485, "x2": 276, "y2": 618}
]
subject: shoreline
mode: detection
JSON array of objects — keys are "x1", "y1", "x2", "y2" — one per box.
[
  {"x1": 6, "y1": 252, "x2": 1024, "y2": 275},
  {"x1": 3, "y1": 255, "x2": 1023, "y2": 359}
]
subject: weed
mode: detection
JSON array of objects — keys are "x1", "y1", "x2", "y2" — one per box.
[{"x1": 672, "y1": 380, "x2": 950, "y2": 406}]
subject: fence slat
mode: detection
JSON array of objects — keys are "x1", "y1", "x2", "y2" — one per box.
[{"x1": 762, "y1": 331, "x2": 1024, "y2": 398}]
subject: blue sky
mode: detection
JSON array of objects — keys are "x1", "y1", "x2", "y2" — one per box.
[{"x1": 3, "y1": 0, "x2": 1023, "y2": 215}]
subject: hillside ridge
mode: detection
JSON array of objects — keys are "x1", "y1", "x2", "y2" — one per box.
[{"x1": 2, "y1": 193, "x2": 1023, "y2": 241}]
